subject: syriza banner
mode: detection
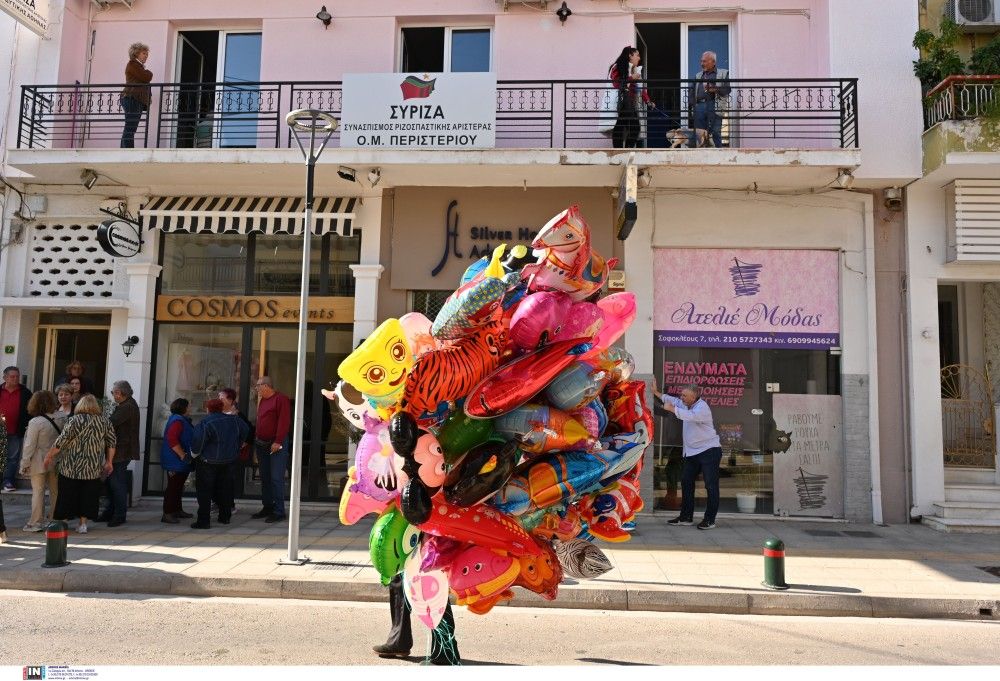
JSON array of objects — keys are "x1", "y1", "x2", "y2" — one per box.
[
  {"x1": 1, "y1": 0, "x2": 48, "y2": 36},
  {"x1": 340, "y1": 72, "x2": 496, "y2": 149},
  {"x1": 654, "y1": 248, "x2": 840, "y2": 350}
]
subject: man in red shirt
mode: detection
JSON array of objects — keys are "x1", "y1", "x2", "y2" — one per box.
[
  {"x1": 251, "y1": 376, "x2": 291, "y2": 523},
  {"x1": 1, "y1": 366, "x2": 32, "y2": 493}
]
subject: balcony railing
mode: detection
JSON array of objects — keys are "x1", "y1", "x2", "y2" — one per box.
[
  {"x1": 17, "y1": 78, "x2": 858, "y2": 151},
  {"x1": 924, "y1": 75, "x2": 1000, "y2": 129}
]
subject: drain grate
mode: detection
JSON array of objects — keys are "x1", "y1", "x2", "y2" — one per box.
[
  {"x1": 310, "y1": 561, "x2": 370, "y2": 571},
  {"x1": 803, "y1": 529, "x2": 843, "y2": 537},
  {"x1": 842, "y1": 530, "x2": 880, "y2": 538},
  {"x1": 978, "y1": 566, "x2": 1000, "y2": 580}
]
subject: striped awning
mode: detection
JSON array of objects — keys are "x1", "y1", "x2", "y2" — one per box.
[{"x1": 142, "y1": 196, "x2": 358, "y2": 236}]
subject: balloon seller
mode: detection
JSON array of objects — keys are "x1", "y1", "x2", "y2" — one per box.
[{"x1": 328, "y1": 206, "x2": 652, "y2": 664}]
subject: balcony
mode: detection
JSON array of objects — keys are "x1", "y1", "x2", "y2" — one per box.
[
  {"x1": 18, "y1": 78, "x2": 858, "y2": 151},
  {"x1": 923, "y1": 75, "x2": 1000, "y2": 176}
]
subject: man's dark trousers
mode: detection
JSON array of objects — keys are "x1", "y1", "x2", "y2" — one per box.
[
  {"x1": 195, "y1": 459, "x2": 234, "y2": 525},
  {"x1": 103, "y1": 461, "x2": 129, "y2": 521},
  {"x1": 385, "y1": 574, "x2": 459, "y2": 662},
  {"x1": 680, "y1": 446, "x2": 723, "y2": 523}
]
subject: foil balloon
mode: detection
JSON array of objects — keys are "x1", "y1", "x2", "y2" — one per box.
[
  {"x1": 508, "y1": 291, "x2": 571, "y2": 353},
  {"x1": 492, "y1": 448, "x2": 623, "y2": 516},
  {"x1": 321, "y1": 380, "x2": 379, "y2": 432},
  {"x1": 514, "y1": 538, "x2": 562, "y2": 600},
  {"x1": 353, "y1": 417, "x2": 408, "y2": 501},
  {"x1": 399, "y1": 312, "x2": 441, "y2": 360},
  {"x1": 370, "y1": 507, "x2": 421, "y2": 586},
  {"x1": 604, "y1": 379, "x2": 653, "y2": 436},
  {"x1": 446, "y1": 545, "x2": 520, "y2": 609},
  {"x1": 418, "y1": 500, "x2": 540, "y2": 557},
  {"x1": 443, "y1": 440, "x2": 520, "y2": 507},
  {"x1": 529, "y1": 505, "x2": 584, "y2": 543},
  {"x1": 410, "y1": 430, "x2": 447, "y2": 489},
  {"x1": 403, "y1": 544, "x2": 450, "y2": 630},
  {"x1": 436, "y1": 410, "x2": 495, "y2": 464},
  {"x1": 338, "y1": 318, "x2": 413, "y2": 406},
  {"x1": 600, "y1": 346, "x2": 636, "y2": 384},
  {"x1": 432, "y1": 245, "x2": 507, "y2": 340},
  {"x1": 494, "y1": 403, "x2": 595, "y2": 455},
  {"x1": 464, "y1": 338, "x2": 589, "y2": 419},
  {"x1": 521, "y1": 205, "x2": 618, "y2": 301},
  {"x1": 580, "y1": 292, "x2": 636, "y2": 361},
  {"x1": 389, "y1": 411, "x2": 420, "y2": 457},
  {"x1": 461, "y1": 244, "x2": 528, "y2": 286},
  {"x1": 598, "y1": 427, "x2": 651, "y2": 483},
  {"x1": 580, "y1": 466, "x2": 644, "y2": 543},
  {"x1": 556, "y1": 300, "x2": 604, "y2": 342},
  {"x1": 400, "y1": 320, "x2": 506, "y2": 421},
  {"x1": 545, "y1": 362, "x2": 610, "y2": 412},
  {"x1": 400, "y1": 477, "x2": 434, "y2": 526},
  {"x1": 573, "y1": 399, "x2": 609, "y2": 439},
  {"x1": 553, "y1": 538, "x2": 614, "y2": 580},
  {"x1": 339, "y1": 466, "x2": 392, "y2": 526}
]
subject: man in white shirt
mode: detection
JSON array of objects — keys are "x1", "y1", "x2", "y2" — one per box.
[{"x1": 652, "y1": 381, "x2": 723, "y2": 529}]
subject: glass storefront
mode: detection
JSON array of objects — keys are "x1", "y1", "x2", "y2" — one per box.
[
  {"x1": 652, "y1": 346, "x2": 841, "y2": 516},
  {"x1": 144, "y1": 230, "x2": 360, "y2": 501}
]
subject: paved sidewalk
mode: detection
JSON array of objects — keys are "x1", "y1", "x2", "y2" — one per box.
[{"x1": 1, "y1": 493, "x2": 999, "y2": 620}]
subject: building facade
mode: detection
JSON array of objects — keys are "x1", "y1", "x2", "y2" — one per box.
[{"x1": 0, "y1": 0, "x2": 923, "y2": 521}]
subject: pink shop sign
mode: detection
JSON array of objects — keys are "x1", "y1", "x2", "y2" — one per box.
[{"x1": 653, "y1": 249, "x2": 840, "y2": 350}]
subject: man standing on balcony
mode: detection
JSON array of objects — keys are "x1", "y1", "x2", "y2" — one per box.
[
  {"x1": 251, "y1": 377, "x2": 291, "y2": 523},
  {"x1": 120, "y1": 42, "x2": 153, "y2": 148},
  {"x1": 690, "y1": 51, "x2": 730, "y2": 148}
]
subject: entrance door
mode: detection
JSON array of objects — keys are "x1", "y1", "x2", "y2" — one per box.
[
  {"x1": 218, "y1": 32, "x2": 263, "y2": 148},
  {"x1": 33, "y1": 326, "x2": 110, "y2": 395},
  {"x1": 174, "y1": 35, "x2": 206, "y2": 148}
]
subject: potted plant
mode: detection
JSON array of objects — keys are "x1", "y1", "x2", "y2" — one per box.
[{"x1": 734, "y1": 464, "x2": 758, "y2": 514}]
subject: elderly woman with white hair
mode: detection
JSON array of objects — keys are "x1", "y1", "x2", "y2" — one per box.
[
  {"x1": 120, "y1": 41, "x2": 152, "y2": 148},
  {"x1": 96, "y1": 380, "x2": 141, "y2": 527}
]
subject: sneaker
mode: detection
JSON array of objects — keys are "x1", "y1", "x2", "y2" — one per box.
[
  {"x1": 373, "y1": 643, "x2": 410, "y2": 659},
  {"x1": 22, "y1": 523, "x2": 43, "y2": 533},
  {"x1": 697, "y1": 520, "x2": 716, "y2": 530},
  {"x1": 76, "y1": 523, "x2": 88, "y2": 534},
  {"x1": 264, "y1": 513, "x2": 286, "y2": 524},
  {"x1": 251, "y1": 508, "x2": 274, "y2": 520},
  {"x1": 667, "y1": 516, "x2": 694, "y2": 526},
  {"x1": 2, "y1": 484, "x2": 15, "y2": 493}
]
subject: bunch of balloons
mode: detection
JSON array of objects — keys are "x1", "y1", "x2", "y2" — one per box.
[{"x1": 327, "y1": 205, "x2": 652, "y2": 629}]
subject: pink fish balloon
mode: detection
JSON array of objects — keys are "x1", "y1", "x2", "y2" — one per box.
[{"x1": 581, "y1": 292, "x2": 636, "y2": 361}]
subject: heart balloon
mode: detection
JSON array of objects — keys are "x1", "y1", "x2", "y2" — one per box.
[{"x1": 403, "y1": 542, "x2": 450, "y2": 630}]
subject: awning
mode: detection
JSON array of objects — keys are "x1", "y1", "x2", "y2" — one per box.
[{"x1": 142, "y1": 196, "x2": 358, "y2": 237}]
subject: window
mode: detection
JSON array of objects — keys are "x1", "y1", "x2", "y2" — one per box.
[
  {"x1": 401, "y1": 27, "x2": 492, "y2": 73},
  {"x1": 410, "y1": 290, "x2": 451, "y2": 320}
]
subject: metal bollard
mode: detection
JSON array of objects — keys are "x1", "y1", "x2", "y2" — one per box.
[
  {"x1": 42, "y1": 520, "x2": 70, "y2": 568},
  {"x1": 761, "y1": 536, "x2": 789, "y2": 590}
]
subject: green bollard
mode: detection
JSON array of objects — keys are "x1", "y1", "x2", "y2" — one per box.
[
  {"x1": 762, "y1": 537, "x2": 788, "y2": 590},
  {"x1": 42, "y1": 520, "x2": 70, "y2": 568}
]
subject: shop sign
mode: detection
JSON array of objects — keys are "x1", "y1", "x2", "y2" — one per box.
[
  {"x1": 653, "y1": 249, "x2": 840, "y2": 350},
  {"x1": 662, "y1": 358, "x2": 750, "y2": 409},
  {"x1": 156, "y1": 295, "x2": 353, "y2": 323},
  {"x1": 340, "y1": 72, "x2": 496, "y2": 149},
  {"x1": 772, "y1": 394, "x2": 844, "y2": 518},
  {"x1": 97, "y1": 219, "x2": 142, "y2": 258},
  {"x1": 1, "y1": 0, "x2": 48, "y2": 37}
]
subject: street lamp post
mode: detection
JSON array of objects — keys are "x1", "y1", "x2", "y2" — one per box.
[{"x1": 281, "y1": 109, "x2": 338, "y2": 565}]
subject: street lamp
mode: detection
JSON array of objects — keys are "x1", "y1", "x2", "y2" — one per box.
[{"x1": 281, "y1": 108, "x2": 338, "y2": 565}]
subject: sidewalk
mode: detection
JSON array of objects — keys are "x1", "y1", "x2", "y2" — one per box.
[{"x1": 1, "y1": 493, "x2": 998, "y2": 621}]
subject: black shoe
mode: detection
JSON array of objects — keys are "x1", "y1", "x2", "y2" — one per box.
[
  {"x1": 373, "y1": 644, "x2": 410, "y2": 659},
  {"x1": 176, "y1": 511, "x2": 193, "y2": 519},
  {"x1": 161, "y1": 514, "x2": 179, "y2": 524},
  {"x1": 107, "y1": 519, "x2": 126, "y2": 528},
  {"x1": 667, "y1": 516, "x2": 694, "y2": 525},
  {"x1": 190, "y1": 522, "x2": 211, "y2": 529},
  {"x1": 697, "y1": 520, "x2": 716, "y2": 530},
  {"x1": 96, "y1": 513, "x2": 113, "y2": 523},
  {"x1": 251, "y1": 508, "x2": 273, "y2": 520},
  {"x1": 264, "y1": 514, "x2": 286, "y2": 524},
  {"x1": 218, "y1": 517, "x2": 231, "y2": 525}
]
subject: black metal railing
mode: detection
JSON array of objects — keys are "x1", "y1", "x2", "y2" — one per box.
[{"x1": 17, "y1": 78, "x2": 858, "y2": 150}]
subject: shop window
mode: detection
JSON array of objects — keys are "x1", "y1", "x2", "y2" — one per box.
[
  {"x1": 254, "y1": 235, "x2": 324, "y2": 294},
  {"x1": 401, "y1": 27, "x2": 491, "y2": 73},
  {"x1": 410, "y1": 290, "x2": 451, "y2": 320},
  {"x1": 161, "y1": 233, "x2": 248, "y2": 294}
]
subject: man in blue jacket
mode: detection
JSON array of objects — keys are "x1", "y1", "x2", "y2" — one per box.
[{"x1": 190, "y1": 398, "x2": 249, "y2": 529}]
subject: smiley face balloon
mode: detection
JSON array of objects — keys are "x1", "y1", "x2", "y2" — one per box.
[{"x1": 338, "y1": 318, "x2": 413, "y2": 406}]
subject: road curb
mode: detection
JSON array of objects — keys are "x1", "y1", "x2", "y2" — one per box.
[{"x1": 1, "y1": 568, "x2": 997, "y2": 621}]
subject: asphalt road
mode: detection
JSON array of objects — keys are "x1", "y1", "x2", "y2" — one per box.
[{"x1": 1, "y1": 590, "x2": 998, "y2": 666}]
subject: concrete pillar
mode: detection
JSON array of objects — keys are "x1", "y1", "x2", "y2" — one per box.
[{"x1": 350, "y1": 264, "x2": 384, "y2": 345}]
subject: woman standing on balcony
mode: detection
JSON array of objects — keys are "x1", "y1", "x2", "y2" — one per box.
[
  {"x1": 120, "y1": 42, "x2": 153, "y2": 148},
  {"x1": 609, "y1": 46, "x2": 652, "y2": 149}
]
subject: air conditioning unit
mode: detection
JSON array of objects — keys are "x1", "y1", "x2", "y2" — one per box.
[{"x1": 951, "y1": 0, "x2": 1000, "y2": 29}]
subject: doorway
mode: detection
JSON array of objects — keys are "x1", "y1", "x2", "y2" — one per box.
[{"x1": 33, "y1": 313, "x2": 111, "y2": 395}]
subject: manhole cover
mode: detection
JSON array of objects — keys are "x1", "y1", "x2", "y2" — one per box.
[
  {"x1": 842, "y1": 531, "x2": 880, "y2": 538},
  {"x1": 803, "y1": 529, "x2": 842, "y2": 537},
  {"x1": 978, "y1": 566, "x2": 1000, "y2": 580}
]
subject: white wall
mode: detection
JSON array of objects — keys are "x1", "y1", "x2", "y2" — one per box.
[{"x1": 828, "y1": 0, "x2": 923, "y2": 182}]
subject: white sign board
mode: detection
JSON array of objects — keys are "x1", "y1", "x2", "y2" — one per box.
[
  {"x1": 772, "y1": 394, "x2": 844, "y2": 518},
  {"x1": 1, "y1": 0, "x2": 48, "y2": 37},
  {"x1": 340, "y1": 72, "x2": 496, "y2": 149}
]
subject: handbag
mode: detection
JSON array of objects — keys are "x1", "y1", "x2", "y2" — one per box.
[{"x1": 238, "y1": 442, "x2": 252, "y2": 464}]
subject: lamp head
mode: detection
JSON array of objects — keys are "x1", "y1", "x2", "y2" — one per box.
[
  {"x1": 81, "y1": 169, "x2": 98, "y2": 191},
  {"x1": 556, "y1": 1, "x2": 572, "y2": 23},
  {"x1": 337, "y1": 166, "x2": 357, "y2": 183},
  {"x1": 121, "y1": 335, "x2": 139, "y2": 358},
  {"x1": 316, "y1": 5, "x2": 332, "y2": 28}
]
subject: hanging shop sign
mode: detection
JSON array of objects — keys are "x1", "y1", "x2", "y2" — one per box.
[
  {"x1": 97, "y1": 219, "x2": 143, "y2": 258},
  {"x1": 340, "y1": 72, "x2": 496, "y2": 149},
  {"x1": 1, "y1": 0, "x2": 48, "y2": 37},
  {"x1": 653, "y1": 249, "x2": 840, "y2": 350},
  {"x1": 771, "y1": 394, "x2": 844, "y2": 518},
  {"x1": 156, "y1": 295, "x2": 354, "y2": 323}
]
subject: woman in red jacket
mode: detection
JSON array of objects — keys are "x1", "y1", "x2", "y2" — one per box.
[
  {"x1": 120, "y1": 42, "x2": 153, "y2": 148},
  {"x1": 609, "y1": 46, "x2": 652, "y2": 149}
]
